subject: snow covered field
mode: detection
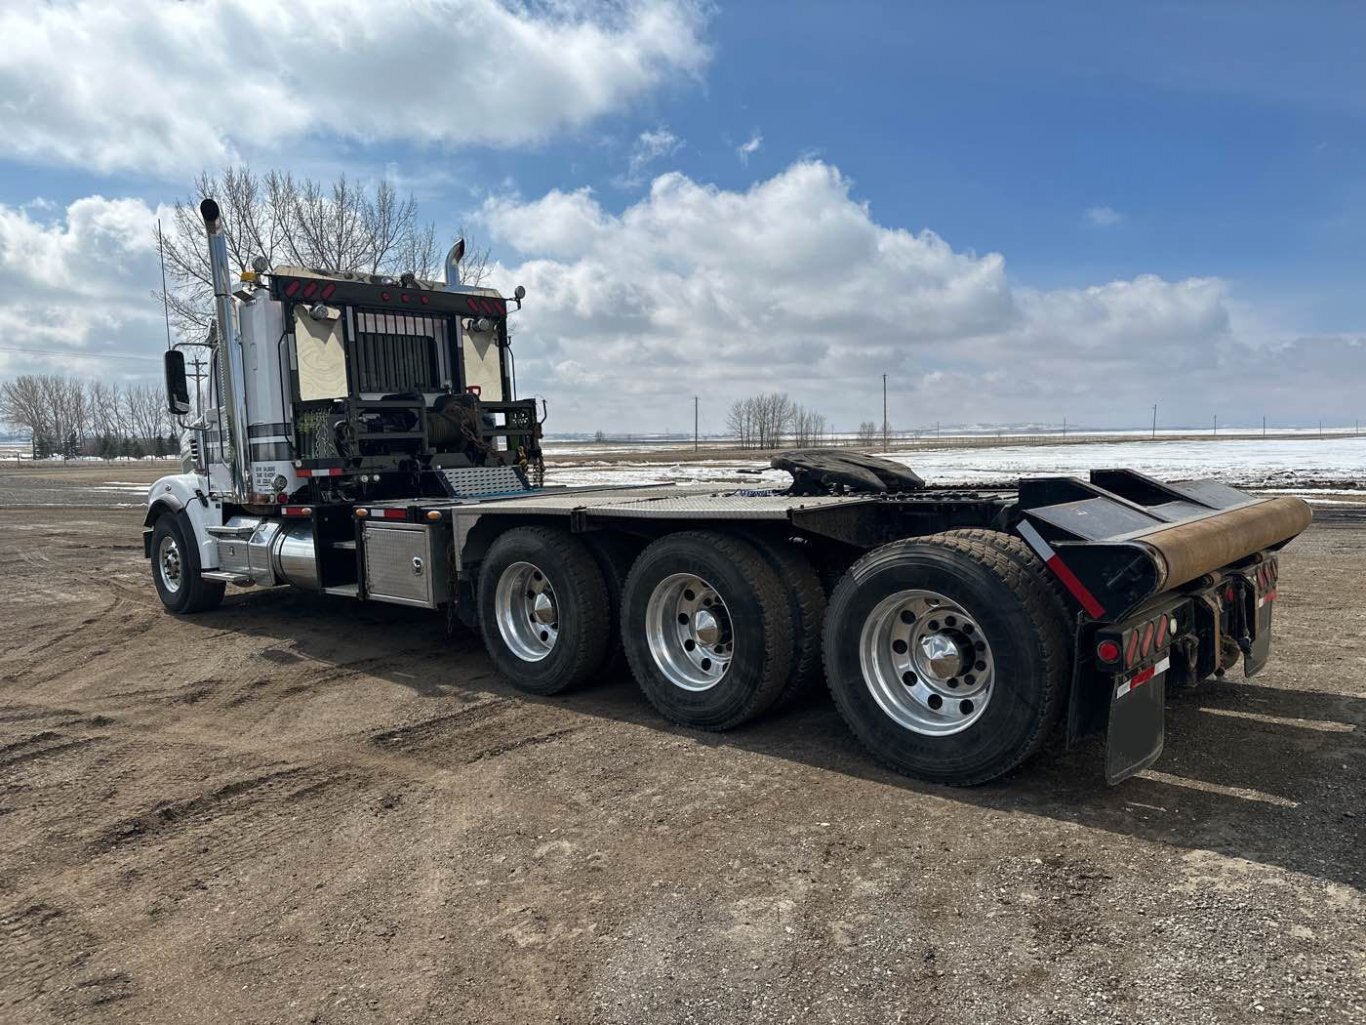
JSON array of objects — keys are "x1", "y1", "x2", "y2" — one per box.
[{"x1": 546, "y1": 436, "x2": 1365, "y2": 492}]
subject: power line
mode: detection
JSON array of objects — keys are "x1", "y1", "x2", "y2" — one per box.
[{"x1": 0, "y1": 345, "x2": 160, "y2": 363}]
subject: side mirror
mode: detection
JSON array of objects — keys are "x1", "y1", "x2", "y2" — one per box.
[{"x1": 164, "y1": 349, "x2": 192, "y2": 416}]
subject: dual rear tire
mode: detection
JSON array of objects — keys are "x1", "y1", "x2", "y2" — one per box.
[{"x1": 479, "y1": 527, "x2": 812, "y2": 730}]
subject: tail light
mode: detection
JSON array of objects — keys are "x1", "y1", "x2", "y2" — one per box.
[{"x1": 1103, "y1": 607, "x2": 1181, "y2": 672}]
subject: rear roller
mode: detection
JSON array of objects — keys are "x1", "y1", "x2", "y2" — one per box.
[
  {"x1": 823, "y1": 533, "x2": 1068, "y2": 785},
  {"x1": 622, "y1": 531, "x2": 793, "y2": 730},
  {"x1": 477, "y1": 526, "x2": 610, "y2": 695}
]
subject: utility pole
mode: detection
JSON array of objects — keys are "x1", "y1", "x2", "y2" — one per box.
[
  {"x1": 881, "y1": 374, "x2": 888, "y2": 452},
  {"x1": 1062, "y1": 416, "x2": 1067, "y2": 438},
  {"x1": 1262, "y1": 414, "x2": 1266, "y2": 438},
  {"x1": 693, "y1": 396, "x2": 699, "y2": 452},
  {"x1": 1151, "y1": 404, "x2": 1157, "y2": 440},
  {"x1": 1213, "y1": 413, "x2": 1218, "y2": 435},
  {"x1": 189, "y1": 356, "x2": 208, "y2": 416}
]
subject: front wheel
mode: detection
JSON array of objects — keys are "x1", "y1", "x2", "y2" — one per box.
[
  {"x1": 477, "y1": 526, "x2": 611, "y2": 695},
  {"x1": 823, "y1": 533, "x2": 1068, "y2": 785},
  {"x1": 150, "y1": 512, "x2": 225, "y2": 614}
]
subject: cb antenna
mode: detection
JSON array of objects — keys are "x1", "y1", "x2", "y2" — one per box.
[{"x1": 158, "y1": 218, "x2": 174, "y2": 351}]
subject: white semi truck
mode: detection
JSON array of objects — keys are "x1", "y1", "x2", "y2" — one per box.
[{"x1": 145, "y1": 198, "x2": 1311, "y2": 785}]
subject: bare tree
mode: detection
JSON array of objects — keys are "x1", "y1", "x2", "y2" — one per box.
[
  {"x1": 0, "y1": 376, "x2": 48, "y2": 452},
  {"x1": 727, "y1": 392, "x2": 829, "y2": 450},
  {"x1": 158, "y1": 165, "x2": 489, "y2": 339},
  {"x1": 856, "y1": 421, "x2": 878, "y2": 445}
]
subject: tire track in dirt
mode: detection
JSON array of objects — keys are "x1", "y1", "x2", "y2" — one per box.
[{"x1": 0, "y1": 901, "x2": 133, "y2": 1015}]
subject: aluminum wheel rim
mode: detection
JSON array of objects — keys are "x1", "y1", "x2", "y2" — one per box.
[
  {"x1": 158, "y1": 535, "x2": 183, "y2": 594},
  {"x1": 645, "y1": 573, "x2": 734, "y2": 691},
  {"x1": 494, "y1": 561, "x2": 559, "y2": 662},
  {"x1": 858, "y1": 588, "x2": 994, "y2": 736}
]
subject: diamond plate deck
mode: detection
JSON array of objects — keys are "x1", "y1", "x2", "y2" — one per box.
[{"x1": 439, "y1": 484, "x2": 873, "y2": 521}]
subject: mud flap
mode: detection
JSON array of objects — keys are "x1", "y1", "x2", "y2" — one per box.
[
  {"x1": 1244, "y1": 581, "x2": 1276, "y2": 677},
  {"x1": 1105, "y1": 657, "x2": 1168, "y2": 783}
]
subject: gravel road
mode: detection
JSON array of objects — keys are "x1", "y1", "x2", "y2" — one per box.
[{"x1": 0, "y1": 468, "x2": 1362, "y2": 1024}]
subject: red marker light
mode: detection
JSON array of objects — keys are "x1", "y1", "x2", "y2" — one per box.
[
  {"x1": 1096, "y1": 639, "x2": 1121, "y2": 664},
  {"x1": 1139, "y1": 621, "x2": 1156, "y2": 658}
]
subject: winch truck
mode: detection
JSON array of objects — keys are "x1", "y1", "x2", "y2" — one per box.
[{"x1": 144, "y1": 198, "x2": 1312, "y2": 786}]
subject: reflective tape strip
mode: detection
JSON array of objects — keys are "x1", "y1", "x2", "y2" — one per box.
[
  {"x1": 297, "y1": 467, "x2": 345, "y2": 478},
  {"x1": 1258, "y1": 588, "x2": 1277, "y2": 609},
  {"x1": 1017, "y1": 520, "x2": 1107, "y2": 620},
  {"x1": 1116, "y1": 656, "x2": 1171, "y2": 698}
]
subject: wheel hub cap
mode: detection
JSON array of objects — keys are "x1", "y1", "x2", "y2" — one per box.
[
  {"x1": 645, "y1": 573, "x2": 734, "y2": 691},
  {"x1": 919, "y1": 632, "x2": 965, "y2": 679},
  {"x1": 158, "y1": 536, "x2": 182, "y2": 594},
  {"x1": 494, "y1": 561, "x2": 559, "y2": 662},
  {"x1": 858, "y1": 589, "x2": 995, "y2": 736}
]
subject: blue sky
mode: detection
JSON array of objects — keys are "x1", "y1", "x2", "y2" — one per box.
[{"x1": 0, "y1": 0, "x2": 1361, "y2": 432}]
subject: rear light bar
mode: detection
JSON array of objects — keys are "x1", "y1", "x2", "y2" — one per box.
[{"x1": 1096, "y1": 609, "x2": 1181, "y2": 670}]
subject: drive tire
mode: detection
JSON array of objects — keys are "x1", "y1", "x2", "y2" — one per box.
[
  {"x1": 622, "y1": 531, "x2": 793, "y2": 730},
  {"x1": 740, "y1": 531, "x2": 827, "y2": 706},
  {"x1": 477, "y1": 526, "x2": 610, "y2": 696},
  {"x1": 581, "y1": 531, "x2": 639, "y2": 677},
  {"x1": 151, "y1": 511, "x2": 225, "y2": 614},
  {"x1": 823, "y1": 533, "x2": 1067, "y2": 785}
]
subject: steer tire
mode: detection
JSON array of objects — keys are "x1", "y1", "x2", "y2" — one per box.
[
  {"x1": 151, "y1": 512, "x2": 225, "y2": 615},
  {"x1": 823, "y1": 532, "x2": 1068, "y2": 785},
  {"x1": 740, "y1": 531, "x2": 827, "y2": 706},
  {"x1": 477, "y1": 526, "x2": 610, "y2": 696},
  {"x1": 622, "y1": 530, "x2": 793, "y2": 731}
]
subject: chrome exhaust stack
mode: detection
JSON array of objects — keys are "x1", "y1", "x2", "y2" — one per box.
[
  {"x1": 201, "y1": 198, "x2": 250, "y2": 500},
  {"x1": 443, "y1": 238, "x2": 466, "y2": 289}
]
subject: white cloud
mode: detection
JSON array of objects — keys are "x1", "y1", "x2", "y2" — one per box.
[
  {"x1": 736, "y1": 133, "x2": 763, "y2": 164},
  {"x1": 617, "y1": 127, "x2": 685, "y2": 187},
  {"x1": 481, "y1": 162, "x2": 1359, "y2": 432},
  {"x1": 4, "y1": 167, "x2": 1358, "y2": 434},
  {"x1": 1084, "y1": 205, "x2": 1125, "y2": 228},
  {"x1": 0, "y1": 0, "x2": 711, "y2": 175},
  {"x1": 0, "y1": 197, "x2": 166, "y2": 377}
]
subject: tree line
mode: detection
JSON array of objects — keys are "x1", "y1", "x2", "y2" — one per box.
[
  {"x1": 0, "y1": 374, "x2": 179, "y2": 459},
  {"x1": 725, "y1": 392, "x2": 831, "y2": 449}
]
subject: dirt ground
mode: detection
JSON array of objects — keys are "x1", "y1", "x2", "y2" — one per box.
[{"x1": 0, "y1": 464, "x2": 1363, "y2": 1024}]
